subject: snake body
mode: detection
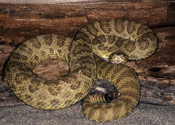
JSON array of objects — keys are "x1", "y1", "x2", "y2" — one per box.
[
  {"x1": 75, "y1": 19, "x2": 157, "y2": 122},
  {"x1": 3, "y1": 19, "x2": 157, "y2": 122},
  {"x1": 3, "y1": 35, "x2": 95, "y2": 110},
  {"x1": 82, "y1": 57, "x2": 140, "y2": 122}
]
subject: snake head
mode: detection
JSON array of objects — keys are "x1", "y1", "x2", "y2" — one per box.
[{"x1": 109, "y1": 52, "x2": 128, "y2": 64}]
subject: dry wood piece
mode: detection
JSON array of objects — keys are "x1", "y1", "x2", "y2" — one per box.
[
  {"x1": 140, "y1": 81, "x2": 175, "y2": 105},
  {"x1": 33, "y1": 59, "x2": 69, "y2": 80}
]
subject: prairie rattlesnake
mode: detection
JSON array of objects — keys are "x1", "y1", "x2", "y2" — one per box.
[{"x1": 3, "y1": 19, "x2": 157, "y2": 122}]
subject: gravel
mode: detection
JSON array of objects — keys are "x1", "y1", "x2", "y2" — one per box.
[{"x1": 0, "y1": 102, "x2": 175, "y2": 125}]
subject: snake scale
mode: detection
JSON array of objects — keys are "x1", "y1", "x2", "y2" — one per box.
[{"x1": 3, "y1": 19, "x2": 157, "y2": 122}]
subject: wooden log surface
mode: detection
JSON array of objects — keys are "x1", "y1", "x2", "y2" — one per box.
[{"x1": 0, "y1": 1, "x2": 175, "y2": 106}]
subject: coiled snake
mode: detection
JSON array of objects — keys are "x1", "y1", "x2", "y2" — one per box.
[{"x1": 3, "y1": 19, "x2": 157, "y2": 122}]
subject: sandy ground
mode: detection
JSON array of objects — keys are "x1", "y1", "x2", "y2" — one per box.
[{"x1": 0, "y1": 102, "x2": 175, "y2": 125}]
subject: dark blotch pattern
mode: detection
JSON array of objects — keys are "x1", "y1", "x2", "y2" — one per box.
[
  {"x1": 28, "y1": 85, "x2": 39, "y2": 93},
  {"x1": 78, "y1": 55, "x2": 94, "y2": 66},
  {"x1": 48, "y1": 86, "x2": 61, "y2": 96},
  {"x1": 142, "y1": 32, "x2": 155, "y2": 41},
  {"x1": 92, "y1": 39, "x2": 101, "y2": 45},
  {"x1": 87, "y1": 24, "x2": 98, "y2": 37},
  {"x1": 24, "y1": 94, "x2": 33, "y2": 102},
  {"x1": 31, "y1": 78, "x2": 41, "y2": 86},
  {"x1": 70, "y1": 81, "x2": 80, "y2": 90},
  {"x1": 97, "y1": 35, "x2": 106, "y2": 43},
  {"x1": 98, "y1": 45, "x2": 108, "y2": 51},
  {"x1": 43, "y1": 34, "x2": 53, "y2": 46},
  {"x1": 124, "y1": 40, "x2": 136, "y2": 52},
  {"x1": 127, "y1": 21, "x2": 136, "y2": 34},
  {"x1": 108, "y1": 35, "x2": 116, "y2": 44},
  {"x1": 137, "y1": 25, "x2": 149, "y2": 35},
  {"x1": 99, "y1": 20, "x2": 111, "y2": 34},
  {"x1": 114, "y1": 20, "x2": 125, "y2": 33},
  {"x1": 76, "y1": 31, "x2": 91, "y2": 43},
  {"x1": 12, "y1": 53, "x2": 27, "y2": 61},
  {"x1": 15, "y1": 73, "x2": 27, "y2": 84},
  {"x1": 72, "y1": 43, "x2": 92, "y2": 56},
  {"x1": 8, "y1": 62, "x2": 25, "y2": 70},
  {"x1": 49, "y1": 48, "x2": 54, "y2": 54},
  {"x1": 35, "y1": 56, "x2": 39, "y2": 60},
  {"x1": 31, "y1": 38, "x2": 41, "y2": 49},
  {"x1": 50, "y1": 99, "x2": 60, "y2": 107},
  {"x1": 138, "y1": 38, "x2": 150, "y2": 50},
  {"x1": 18, "y1": 43, "x2": 33, "y2": 55},
  {"x1": 41, "y1": 51, "x2": 46, "y2": 56},
  {"x1": 108, "y1": 47, "x2": 116, "y2": 52},
  {"x1": 18, "y1": 86, "x2": 26, "y2": 93},
  {"x1": 36, "y1": 102, "x2": 46, "y2": 108},
  {"x1": 138, "y1": 32, "x2": 155, "y2": 50},
  {"x1": 56, "y1": 36, "x2": 66, "y2": 47},
  {"x1": 115, "y1": 37, "x2": 124, "y2": 47},
  {"x1": 92, "y1": 35, "x2": 106, "y2": 45}
]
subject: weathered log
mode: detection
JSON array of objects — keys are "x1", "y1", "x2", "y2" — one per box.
[{"x1": 140, "y1": 80, "x2": 175, "y2": 105}]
